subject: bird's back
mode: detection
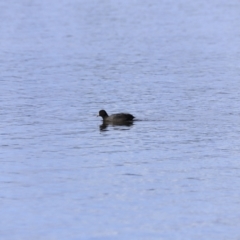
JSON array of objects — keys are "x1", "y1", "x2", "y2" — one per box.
[{"x1": 108, "y1": 113, "x2": 135, "y2": 122}]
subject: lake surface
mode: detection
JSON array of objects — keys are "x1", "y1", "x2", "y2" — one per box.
[{"x1": 1, "y1": 0, "x2": 240, "y2": 239}]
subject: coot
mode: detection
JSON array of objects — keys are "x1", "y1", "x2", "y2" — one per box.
[{"x1": 98, "y1": 110, "x2": 135, "y2": 122}]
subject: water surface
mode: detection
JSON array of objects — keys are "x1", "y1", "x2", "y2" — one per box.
[{"x1": 1, "y1": 0, "x2": 240, "y2": 239}]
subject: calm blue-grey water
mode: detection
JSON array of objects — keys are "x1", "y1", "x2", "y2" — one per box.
[{"x1": 1, "y1": 0, "x2": 240, "y2": 239}]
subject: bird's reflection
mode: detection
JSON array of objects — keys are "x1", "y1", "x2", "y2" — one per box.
[{"x1": 99, "y1": 121, "x2": 134, "y2": 131}]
